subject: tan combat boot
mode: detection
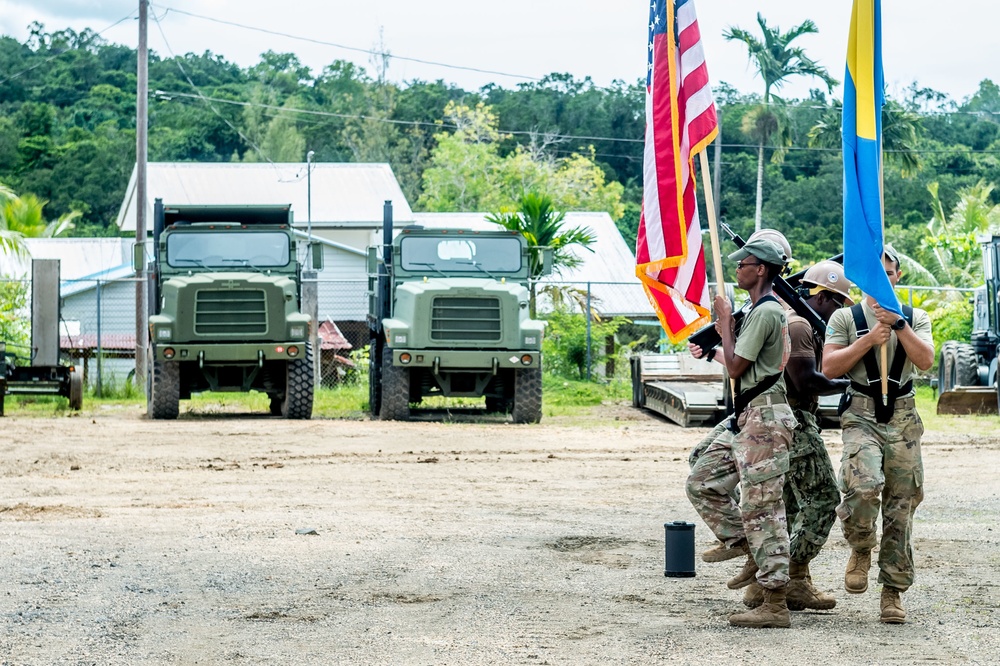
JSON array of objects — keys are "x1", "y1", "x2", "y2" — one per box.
[
  {"x1": 742, "y1": 580, "x2": 765, "y2": 608},
  {"x1": 880, "y1": 587, "x2": 906, "y2": 624},
  {"x1": 727, "y1": 554, "x2": 759, "y2": 590},
  {"x1": 786, "y1": 560, "x2": 837, "y2": 610},
  {"x1": 844, "y1": 548, "x2": 871, "y2": 594},
  {"x1": 701, "y1": 538, "x2": 749, "y2": 563},
  {"x1": 729, "y1": 586, "x2": 791, "y2": 628}
]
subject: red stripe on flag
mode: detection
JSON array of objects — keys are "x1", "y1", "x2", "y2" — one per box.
[{"x1": 635, "y1": 0, "x2": 719, "y2": 343}]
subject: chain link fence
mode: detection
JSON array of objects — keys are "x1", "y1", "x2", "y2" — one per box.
[{"x1": 0, "y1": 275, "x2": 979, "y2": 392}]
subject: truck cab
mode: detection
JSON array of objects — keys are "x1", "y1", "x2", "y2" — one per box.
[
  {"x1": 145, "y1": 202, "x2": 320, "y2": 419},
  {"x1": 369, "y1": 219, "x2": 550, "y2": 423}
]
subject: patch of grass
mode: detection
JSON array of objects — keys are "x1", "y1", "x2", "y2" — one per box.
[{"x1": 914, "y1": 385, "x2": 1000, "y2": 436}]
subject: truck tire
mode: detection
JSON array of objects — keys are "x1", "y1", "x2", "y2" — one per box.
[
  {"x1": 368, "y1": 337, "x2": 383, "y2": 418},
  {"x1": 0, "y1": 379, "x2": 5, "y2": 417},
  {"x1": 379, "y1": 347, "x2": 410, "y2": 421},
  {"x1": 952, "y1": 343, "x2": 979, "y2": 388},
  {"x1": 148, "y1": 346, "x2": 180, "y2": 420},
  {"x1": 938, "y1": 342, "x2": 957, "y2": 393},
  {"x1": 512, "y1": 368, "x2": 542, "y2": 424},
  {"x1": 282, "y1": 343, "x2": 314, "y2": 419},
  {"x1": 68, "y1": 369, "x2": 83, "y2": 410}
]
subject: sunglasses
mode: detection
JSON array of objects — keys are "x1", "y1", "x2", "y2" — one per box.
[{"x1": 736, "y1": 260, "x2": 762, "y2": 270}]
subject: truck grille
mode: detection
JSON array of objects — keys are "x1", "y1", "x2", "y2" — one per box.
[
  {"x1": 195, "y1": 289, "x2": 267, "y2": 335},
  {"x1": 431, "y1": 297, "x2": 502, "y2": 342}
]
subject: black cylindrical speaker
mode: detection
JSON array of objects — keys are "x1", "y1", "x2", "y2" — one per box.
[{"x1": 664, "y1": 521, "x2": 696, "y2": 577}]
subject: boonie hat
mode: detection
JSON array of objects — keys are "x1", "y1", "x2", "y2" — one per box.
[{"x1": 729, "y1": 238, "x2": 789, "y2": 266}]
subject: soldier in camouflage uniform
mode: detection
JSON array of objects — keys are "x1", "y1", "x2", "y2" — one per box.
[
  {"x1": 686, "y1": 235, "x2": 797, "y2": 628},
  {"x1": 692, "y1": 261, "x2": 853, "y2": 612},
  {"x1": 822, "y1": 247, "x2": 934, "y2": 624},
  {"x1": 741, "y1": 261, "x2": 853, "y2": 611}
]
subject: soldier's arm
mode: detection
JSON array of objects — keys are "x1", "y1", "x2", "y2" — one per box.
[
  {"x1": 895, "y1": 319, "x2": 935, "y2": 371},
  {"x1": 787, "y1": 355, "x2": 850, "y2": 396},
  {"x1": 823, "y1": 321, "x2": 891, "y2": 379}
]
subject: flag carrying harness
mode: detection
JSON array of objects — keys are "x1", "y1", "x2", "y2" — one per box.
[{"x1": 848, "y1": 303, "x2": 914, "y2": 423}]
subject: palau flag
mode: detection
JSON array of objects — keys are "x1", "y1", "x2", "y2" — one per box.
[{"x1": 842, "y1": 0, "x2": 901, "y2": 314}]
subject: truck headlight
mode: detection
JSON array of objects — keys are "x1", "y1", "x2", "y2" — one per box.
[
  {"x1": 393, "y1": 334, "x2": 407, "y2": 345},
  {"x1": 289, "y1": 325, "x2": 306, "y2": 339},
  {"x1": 157, "y1": 327, "x2": 172, "y2": 340}
]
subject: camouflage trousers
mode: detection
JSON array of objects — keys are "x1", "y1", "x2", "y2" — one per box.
[
  {"x1": 686, "y1": 403, "x2": 797, "y2": 588},
  {"x1": 837, "y1": 398, "x2": 925, "y2": 591},
  {"x1": 785, "y1": 410, "x2": 839, "y2": 564}
]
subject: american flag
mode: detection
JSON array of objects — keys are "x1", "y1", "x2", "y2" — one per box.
[{"x1": 635, "y1": 0, "x2": 719, "y2": 342}]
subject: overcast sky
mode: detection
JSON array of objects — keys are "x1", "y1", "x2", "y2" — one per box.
[{"x1": 1, "y1": 1, "x2": 995, "y2": 104}]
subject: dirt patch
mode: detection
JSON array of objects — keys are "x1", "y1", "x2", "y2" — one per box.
[{"x1": 0, "y1": 406, "x2": 997, "y2": 664}]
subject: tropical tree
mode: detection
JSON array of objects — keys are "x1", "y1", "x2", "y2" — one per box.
[
  {"x1": 920, "y1": 181, "x2": 1000, "y2": 287},
  {"x1": 808, "y1": 99, "x2": 924, "y2": 176},
  {"x1": 0, "y1": 184, "x2": 79, "y2": 258},
  {"x1": 486, "y1": 192, "x2": 597, "y2": 315},
  {"x1": 418, "y1": 102, "x2": 624, "y2": 218},
  {"x1": 0, "y1": 182, "x2": 25, "y2": 258},
  {"x1": 724, "y1": 14, "x2": 838, "y2": 231}
]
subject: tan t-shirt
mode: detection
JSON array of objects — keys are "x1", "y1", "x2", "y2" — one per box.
[
  {"x1": 825, "y1": 301, "x2": 933, "y2": 398},
  {"x1": 785, "y1": 312, "x2": 820, "y2": 413},
  {"x1": 734, "y1": 297, "x2": 790, "y2": 397}
]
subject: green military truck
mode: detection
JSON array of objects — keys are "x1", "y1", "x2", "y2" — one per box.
[
  {"x1": 143, "y1": 201, "x2": 322, "y2": 420},
  {"x1": 368, "y1": 203, "x2": 551, "y2": 423}
]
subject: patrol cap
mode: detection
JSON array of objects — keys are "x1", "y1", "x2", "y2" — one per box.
[
  {"x1": 883, "y1": 244, "x2": 901, "y2": 267},
  {"x1": 729, "y1": 238, "x2": 789, "y2": 267},
  {"x1": 802, "y1": 260, "x2": 854, "y2": 305}
]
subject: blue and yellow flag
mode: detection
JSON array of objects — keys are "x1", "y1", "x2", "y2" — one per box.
[{"x1": 842, "y1": 0, "x2": 900, "y2": 314}]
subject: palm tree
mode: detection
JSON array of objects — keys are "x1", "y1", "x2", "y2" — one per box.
[
  {"x1": 921, "y1": 181, "x2": 1000, "y2": 287},
  {"x1": 724, "y1": 14, "x2": 838, "y2": 231},
  {"x1": 808, "y1": 99, "x2": 923, "y2": 176},
  {"x1": 486, "y1": 192, "x2": 596, "y2": 315},
  {"x1": 0, "y1": 189, "x2": 79, "y2": 260},
  {"x1": 0, "y1": 182, "x2": 27, "y2": 258}
]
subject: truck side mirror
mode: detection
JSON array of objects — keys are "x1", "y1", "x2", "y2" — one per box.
[
  {"x1": 540, "y1": 247, "x2": 555, "y2": 277},
  {"x1": 132, "y1": 242, "x2": 146, "y2": 273},
  {"x1": 311, "y1": 242, "x2": 324, "y2": 271},
  {"x1": 367, "y1": 246, "x2": 378, "y2": 274}
]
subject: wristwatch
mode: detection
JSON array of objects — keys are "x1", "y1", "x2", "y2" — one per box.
[{"x1": 891, "y1": 317, "x2": 907, "y2": 331}]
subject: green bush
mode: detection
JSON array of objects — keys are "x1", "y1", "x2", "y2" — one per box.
[
  {"x1": 928, "y1": 299, "x2": 974, "y2": 355},
  {"x1": 542, "y1": 311, "x2": 629, "y2": 380}
]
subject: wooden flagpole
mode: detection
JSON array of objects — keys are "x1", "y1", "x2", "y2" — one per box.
[
  {"x1": 699, "y1": 150, "x2": 725, "y2": 298},
  {"x1": 879, "y1": 121, "x2": 889, "y2": 400},
  {"x1": 699, "y1": 148, "x2": 736, "y2": 403}
]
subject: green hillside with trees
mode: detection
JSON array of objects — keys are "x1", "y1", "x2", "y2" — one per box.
[{"x1": 3, "y1": 22, "x2": 1000, "y2": 289}]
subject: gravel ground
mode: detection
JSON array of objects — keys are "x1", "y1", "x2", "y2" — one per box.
[{"x1": 1, "y1": 402, "x2": 998, "y2": 665}]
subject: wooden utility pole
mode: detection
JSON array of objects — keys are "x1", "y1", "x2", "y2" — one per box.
[{"x1": 135, "y1": 0, "x2": 149, "y2": 387}]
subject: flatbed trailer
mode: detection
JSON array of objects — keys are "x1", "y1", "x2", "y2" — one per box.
[{"x1": 631, "y1": 353, "x2": 841, "y2": 428}]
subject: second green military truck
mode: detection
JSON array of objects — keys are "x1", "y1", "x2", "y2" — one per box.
[
  {"x1": 144, "y1": 201, "x2": 322, "y2": 420},
  {"x1": 368, "y1": 204, "x2": 551, "y2": 422}
]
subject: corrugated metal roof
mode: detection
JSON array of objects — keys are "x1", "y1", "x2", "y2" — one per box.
[
  {"x1": 117, "y1": 162, "x2": 414, "y2": 232},
  {"x1": 0, "y1": 238, "x2": 132, "y2": 280},
  {"x1": 411, "y1": 212, "x2": 653, "y2": 318}
]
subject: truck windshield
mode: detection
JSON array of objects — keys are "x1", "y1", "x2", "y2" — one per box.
[
  {"x1": 400, "y1": 236, "x2": 522, "y2": 273},
  {"x1": 166, "y1": 231, "x2": 290, "y2": 268}
]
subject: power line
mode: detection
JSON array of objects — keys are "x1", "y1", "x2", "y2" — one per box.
[
  {"x1": 154, "y1": 92, "x2": 1000, "y2": 158},
  {"x1": 0, "y1": 12, "x2": 137, "y2": 87},
  {"x1": 150, "y1": 13, "x2": 281, "y2": 169},
  {"x1": 149, "y1": 3, "x2": 543, "y2": 83}
]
